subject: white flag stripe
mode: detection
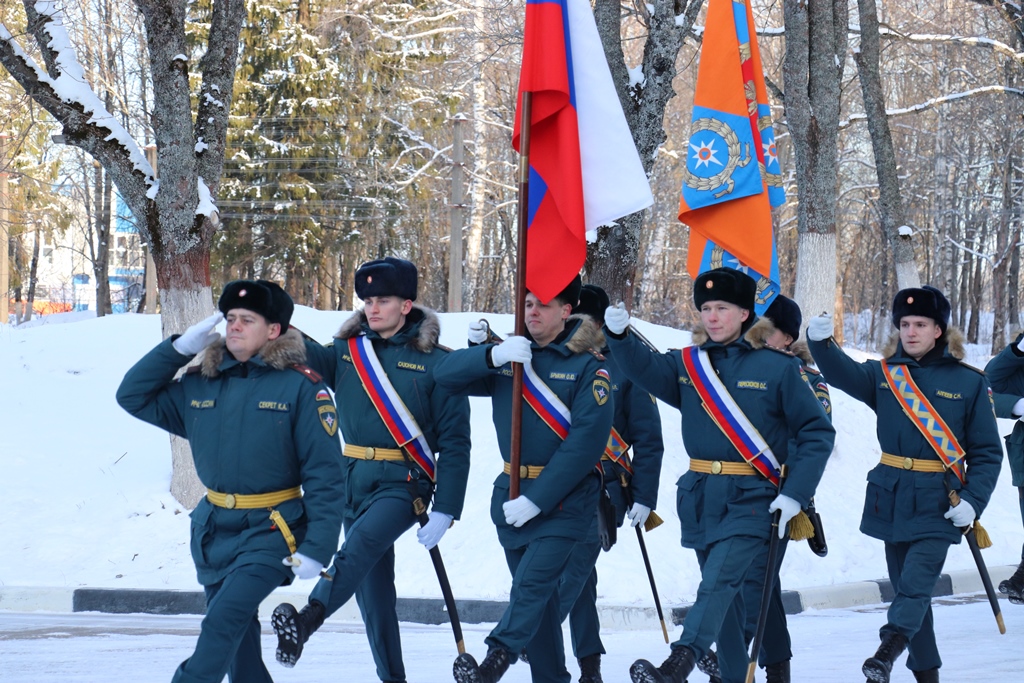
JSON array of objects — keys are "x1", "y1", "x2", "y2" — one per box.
[{"x1": 567, "y1": 0, "x2": 654, "y2": 231}]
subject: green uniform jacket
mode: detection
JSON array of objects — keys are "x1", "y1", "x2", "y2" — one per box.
[
  {"x1": 984, "y1": 335, "x2": 1024, "y2": 486},
  {"x1": 434, "y1": 316, "x2": 614, "y2": 547},
  {"x1": 605, "y1": 318, "x2": 835, "y2": 550},
  {"x1": 304, "y1": 306, "x2": 471, "y2": 520},
  {"x1": 115, "y1": 330, "x2": 345, "y2": 586},
  {"x1": 809, "y1": 329, "x2": 1002, "y2": 543},
  {"x1": 604, "y1": 350, "x2": 664, "y2": 517}
]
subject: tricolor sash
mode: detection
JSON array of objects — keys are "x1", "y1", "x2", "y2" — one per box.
[
  {"x1": 604, "y1": 427, "x2": 634, "y2": 475},
  {"x1": 881, "y1": 360, "x2": 966, "y2": 484},
  {"x1": 680, "y1": 346, "x2": 781, "y2": 486},
  {"x1": 522, "y1": 361, "x2": 571, "y2": 440},
  {"x1": 348, "y1": 336, "x2": 436, "y2": 481}
]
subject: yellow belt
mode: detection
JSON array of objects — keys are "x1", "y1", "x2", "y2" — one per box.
[
  {"x1": 880, "y1": 453, "x2": 946, "y2": 473},
  {"x1": 343, "y1": 444, "x2": 406, "y2": 462},
  {"x1": 689, "y1": 459, "x2": 758, "y2": 476},
  {"x1": 206, "y1": 487, "x2": 302, "y2": 510},
  {"x1": 503, "y1": 462, "x2": 545, "y2": 479}
]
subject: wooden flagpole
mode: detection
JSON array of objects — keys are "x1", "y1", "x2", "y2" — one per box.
[{"x1": 509, "y1": 91, "x2": 532, "y2": 500}]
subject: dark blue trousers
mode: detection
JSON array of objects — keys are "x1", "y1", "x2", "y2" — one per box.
[
  {"x1": 309, "y1": 496, "x2": 416, "y2": 683},
  {"x1": 740, "y1": 537, "x2": 791, "y2": 667},
  {"x1": 488, "y1": 536, "x2": 578, "y2": 683},
  {"x1": 673, "y1": 535, "x2": 764, "y2": 683},
  {"x1": 883, "y1": 538, "x2": 948, "y2": 673},
  {"x1": 172, "y1": 563, "x2": 284, "y2": 683},
  {"x1": 556, "y1": 537, "x2": 604, "y2": 659}
]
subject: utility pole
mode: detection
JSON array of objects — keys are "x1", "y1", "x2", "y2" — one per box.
[
  {"x1": 143, "y1": 145, "x2": 158, "y2": 313},
  {"x1": 448, "y1": 114, "x2": 466, "y2": 312},
  {"x1": 0, "y1": 133, "x2": 9, "y2": 325}
]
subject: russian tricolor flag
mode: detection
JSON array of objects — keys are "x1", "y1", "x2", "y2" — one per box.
[{"x1": 513, "y1": 0, "x2": 653, "y2": 304}]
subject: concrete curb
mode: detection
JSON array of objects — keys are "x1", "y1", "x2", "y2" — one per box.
[{"x1": 1, "y1": 565, "x2": 1018, "y2": 629}]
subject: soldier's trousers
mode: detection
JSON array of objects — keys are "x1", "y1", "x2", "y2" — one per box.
[
  {"x1": 309, "y1": 496, "x2": 417, "y2": 683},
  {"x1": 487, "y1": 536, "x2": 578, "y2": 683},
  {"x1": 883, "y1": 538, "x2": 948, "y2": 672},
  {"x1": 556, "y1": 535, "x2": 604, "y2": 659},
  {"x1": 673, "y1": 535, "x2": 764, "y2": 683},
  {"x1": 739, "y1": 536, "x2": 791, "y2": 667},
  {"x1": 172, "y1": 563, "x2": 285, "y2": 683},
  {"x1": 1018, "y1": 486, "x2": 1024, "y2": 561}
]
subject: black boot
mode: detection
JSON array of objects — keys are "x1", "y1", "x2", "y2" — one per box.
[
  {"x1": 999, "y1": 561, "x2": 1024, "y2": 604},
  {"x1": 913, "y1": 668, "x2": 939, "y2": 683},
  {"x1": 765, "y1": 659, "x2": 790, "y2": 683},
  {"x1": 629, "y1": 646, "x2": 696, "y2": 683},
  {"x1": 453, "y1": 648, "x2": 511, "y2": 683},
  {"x1": 272, "y1": 600, "x2": 325, "y2": 667},
  {"x1": 862, "y1": 629, "x2": 908, "y2": 683},
  {"x1": 695, "y1": 649, "x2": 721, "y2": 683},
  {"x1": 578, "y1": 653, "x2": 603, "y2": 683}
]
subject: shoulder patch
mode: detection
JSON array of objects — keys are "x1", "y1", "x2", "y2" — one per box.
[
  {"x1": 596, "y1": 368, "x2": 611, "y2": 381},
  {"x1": 291, "y1": 363, "x2": 323, "y2": 383}
]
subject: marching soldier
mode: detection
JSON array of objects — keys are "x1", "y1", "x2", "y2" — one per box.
[
  {"x1": 555, "y1": 284, "x2": 665, "y2": 683},
  {"x1": 981, "y1": 336, "x2": 1024, "y2": 603},
  {"x1": 438, "y1": 274, "x2": 614, "y2": 683},
  {"x1": 116, "y1": 280, "x2": 345, "y2": 683},
  {"x1": 271, "y1": 257, "x2": 472, "y2": 683},
  {"x1": 603, "y1": 268, "x2": 834, "y2": 683},
  {"x1": 807, "y1": 286, "x2": 1002, "y2": 683}
]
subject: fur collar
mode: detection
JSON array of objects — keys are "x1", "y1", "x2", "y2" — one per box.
[
  {"x1": 200, "y1": 327, "x2": 307, "y2": 378},
  {"x1": 881, "y1": 326, "x2": 965, "y2": 361},
  {"x1": 743, "y1": 317, "x2": 815, "y2": 364},
  {"x1": 335, "y1": 304, "x2": 440, "y2": 353},
  {"x1": 564, "y1": 314, "x2": 606, "y2": 354}
]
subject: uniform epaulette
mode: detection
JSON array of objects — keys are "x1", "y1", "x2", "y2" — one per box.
[
  {"x1": 958, "y1": 360, "x2": 986, "y2": 375},
  {"x1": 185, "y1": 365, "x2": 203, "y2": 375},
  {"x1": 803, "y1": 365, "x2": 822, "y2": 376},
  {"x1": 760, "y1": 344, "x2": 794, "y2": 358},
  {"x1": 588, "y1": 348, "x2": 606, "y2": 361},
  {"x1": 437, "y1": 343, "x2": 454, "y2": 353},
  {"x1": 291, "y1": 363, "x2": 323, "y2": 383}
]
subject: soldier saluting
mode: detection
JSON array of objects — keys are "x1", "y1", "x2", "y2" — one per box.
[
  {"x1": 116, "y1": 280, "x2": 345, "y2": 683},
  {"x1": 603, "y1": 268, "x2": 834, "y2": 683},
  {"x1": 271, "y1": 257, "x2": 471, "y2": 683},
  {"x1": 807, "y1": 286, "x2": 1002, "y2": 683}
]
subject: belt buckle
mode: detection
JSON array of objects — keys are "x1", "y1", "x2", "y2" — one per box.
[
  {"x1": 520, "y1": 465, "x2": 530, "y2": 479},
  {"x1": 711, "y1": 460, "x2": 723, "y2": 475},
  {"x1": 365, "y1": 447, "x2": 376, "y2": 460},
  {"x1": 224, "y1": 493, "x2": 237, "y2": 509},
  {"x1": 902, "y1": 457, "x2": 914, "y2": 470}
]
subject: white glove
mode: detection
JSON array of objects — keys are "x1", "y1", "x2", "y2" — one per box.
[
  {"x1": 806, "y1": 314, "x2": 834, "y2": 342},
  {"x1": 468, "y1": 321, "x2": 489, "y2": 344},
  {"x1": 1013, "y1": 397, "x2": 1024, "y2": 419},
  {"x1": 944, "y1": 499, "x2": 977, "y2": 527},
  {"x1": 282, "y1": 552, "x2": 325, "y2": 580},
  {"x1": 417, "y1": 511, "x2": 453, "y2": 550},
  {"x1": 768, "y1": 494, "x2": 802, "y2": 539},
  {"x1": 503, "y1": 496, "x2": 541, "y2": 527},
  {"x1": 491, "y1": 336, "x2": 532, "y2": 366},
  {"x1": 172, "y1": 311, "x2": 223, "y2": 356},
  {"x1": 604, "y1": 303, "x2": 630, "y2": 335},
  {"x1": 627, "y1": 503, "x2": 651, "y2": 528}
]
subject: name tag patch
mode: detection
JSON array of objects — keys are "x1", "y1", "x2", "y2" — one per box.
[
  {"x1": 548, "y1": 372, "x2": 577, "y2": 381},
  {"x1": 258, "y1": 401, "x2": 290, "y2": 411},
  {"x1": 397, "y1": 361, "x2": 426, "y2": 373},
  {"x1": 679, "y1": 376, "x2": 692, "y2": 386},
  {"x1": 190, "y1": 399, "x2": 216, "y2": 409},
  {"x1": 736, "y1": 380, "x2": 767, "y2": 391},
  {"x1": 934, "y1": 389, "x2": 963, "y2": 400}
]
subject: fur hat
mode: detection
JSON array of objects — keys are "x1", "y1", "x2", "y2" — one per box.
[
  {"x1": 218, "y1": 279, "x2": 294, "y2": 329},
  {"x1": 542, "y1": 273, "x2": 583, "y2": 307},
  {"x1": 572, "y1": 283, "x2": 610, "y2": 323},
  {"x1": 891, "y1": 286, "x2": 950, "y2": 332},
  {"x1": 765, "y1": 294, "x2": 802, "y2": 342},
  {"x1": 355, "y1": 257, "x2": 418, "y2": 301},
  {"x1": 693, "y1": 268, "x2": 757, "y2": 311}
]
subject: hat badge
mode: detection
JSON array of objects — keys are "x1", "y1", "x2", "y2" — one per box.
[
  {"x1": 706, "y1": 280, "x2": 714, "y2": 289},
  {"x1": 907, "y1": 296, "x2": 914, "y2": 304},
  {"x1": 239, "y1": 289, "x2": 247, "y2": 297},
  {"x1": 367, "y1": 275, "x2": 373, "y2": 284}
]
